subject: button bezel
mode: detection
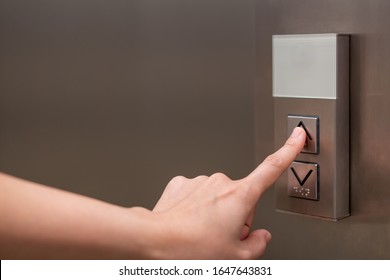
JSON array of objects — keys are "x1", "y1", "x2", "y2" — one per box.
[
  {"x1": 288, "y1": 115, "x2": 319, "y2": 154},
  {"x1": 288, "y1": 161, "x2": 319, "y2": 201}
]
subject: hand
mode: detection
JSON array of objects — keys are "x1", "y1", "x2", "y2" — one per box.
[
  {"x1": 0, "y1": 127, "x2": 305, "y2": 259},
  {"x1": 149, "y1": 127, "x2": 306, "y2": 259}
]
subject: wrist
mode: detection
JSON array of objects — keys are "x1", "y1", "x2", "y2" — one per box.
[{"x1": 119, "y1": 207, "x2": 165, "y2": 259}]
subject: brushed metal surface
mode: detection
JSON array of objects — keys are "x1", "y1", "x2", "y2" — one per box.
[
  {"x1": 0, "y1": 0, "x2": 255, "y2": 209},
  {"x1": 2, "y1": 0, "x2": 390, "y2": 260},
  {"x1": 256, "y1": 0, "x2": 390, "y2": 259},
  {"x1": 275, "y1": 97, "x2": 349, "y2": 220},
  {"x1": 273, "y1": 34, "x2": 349, "y2": 220}
]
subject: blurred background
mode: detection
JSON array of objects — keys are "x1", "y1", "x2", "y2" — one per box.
[{"x1": 0, "y1": 0, "x2": 255, "y2": 208}]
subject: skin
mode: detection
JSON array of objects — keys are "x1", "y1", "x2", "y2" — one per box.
[{"x1": 0, "y1": 127, "x2": 306, "y2": 259}]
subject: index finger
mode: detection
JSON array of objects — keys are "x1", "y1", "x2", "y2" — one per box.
[{"x1": 244, "y1": 127, "x2": 306, "y2": 197}]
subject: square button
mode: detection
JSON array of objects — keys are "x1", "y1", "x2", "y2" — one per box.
[
  {"x1": 288, "y1": 161, "x2": 319, "y2": 200},
  {"x1": 288, "y1": 115, "x2": 319, "y2": 154}
]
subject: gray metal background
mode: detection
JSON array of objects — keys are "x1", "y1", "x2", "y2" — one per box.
[
  {"x1": 256, "y1": 0, "x2": 390, "y2": 259},
  {"x1": 0, "y1": 0, "x2": 255, "y2": 208},
  {"x1": 1, "y1": 0, "x2": 390, "y2": 259}
]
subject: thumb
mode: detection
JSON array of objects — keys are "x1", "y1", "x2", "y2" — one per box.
[
  {"x1": 239, "y1": 229, "x2": 272, "y2": 259},
  {"x1": 245, "y1": 127, "x2": 306, "y2": 198}
]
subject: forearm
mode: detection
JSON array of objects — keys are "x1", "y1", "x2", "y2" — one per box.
[
  {"x1": 0, "y1": 128, "x2": 305, "y2": 260},
  {"x1": 0, "y1": 173, "x2": 155, "y2": 259}
]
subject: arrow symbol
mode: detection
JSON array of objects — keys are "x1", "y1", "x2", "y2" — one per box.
[
  {"x1": 297, "y1": 121, "x2": 313, "y2": 140},
  {"x1": 291, "y1": 167, "x2": 313, "y2": 186}
]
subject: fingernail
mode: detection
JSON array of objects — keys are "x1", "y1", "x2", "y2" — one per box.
[
  {"x1": 265, "y1": 231, "x2": 272, "y2": 243},
  {"x1": 290, "y1": 127, "x2": 303, "y2": 138}
]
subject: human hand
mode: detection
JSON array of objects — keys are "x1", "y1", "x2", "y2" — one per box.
[
  {"x1": 149, "y1": 127, "x2": 306, "y2": 259},
  {"x1": 0, "y1": 127, "x2": 305, "y2": 260}
]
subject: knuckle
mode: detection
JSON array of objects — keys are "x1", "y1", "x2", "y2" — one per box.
[
  {"x1": 193, "y1": 175, "x2": 208, "y2": 181},
  {"x1": 168, "y1": 175, "x2": 187, "y2": 186},
  {"x1": 264, "y1": 153, "x2": 284, "y2": 169},
  {"x1": 285, "y1": 136, "x2": 299, "y2": 149},
  {"x1": 209, "y1": 172, "x2": 230, "y2": 182}
]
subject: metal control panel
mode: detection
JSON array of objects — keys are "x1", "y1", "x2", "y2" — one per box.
[{"x1": 273, "y1": 34, "x2": 350, "y2": 220}]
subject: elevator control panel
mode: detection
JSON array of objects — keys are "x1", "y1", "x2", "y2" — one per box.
[{"x1": 273, "y1": 34, "x2": 350, "y2": 220}]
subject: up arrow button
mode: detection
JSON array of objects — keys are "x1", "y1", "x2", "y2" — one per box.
[
  {"x1": 288, "y1": 115, "x2": 319, "y2": 154},
  {"x1": 297, "y1": 121, "x2": 313, "y2": 140}
]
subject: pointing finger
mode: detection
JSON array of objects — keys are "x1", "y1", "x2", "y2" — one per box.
[{"x1": 245, "y1": 127, "x2": 306, "y2": 198}]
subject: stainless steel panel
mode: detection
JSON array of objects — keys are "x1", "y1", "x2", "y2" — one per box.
[
  {"x1": 273, "y1": 34, "x2": 349, "y2": 220},
  {"x1": 275, "y1": 98, "x2": 349, "y2": 220},
  {"x1": 256, "y1": 0, "x2": 390, "y2": 259}
]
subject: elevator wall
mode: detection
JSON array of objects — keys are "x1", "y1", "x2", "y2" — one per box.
[
  {"x1": 2, "y1": 0, "x2": 388, "y2": 259},
  {"x1": 0, "y1": 0, "x2": 255, "y2": 208},
  {"x1": 256, "y1": 0, "x2": 390, "y2": 259}
]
